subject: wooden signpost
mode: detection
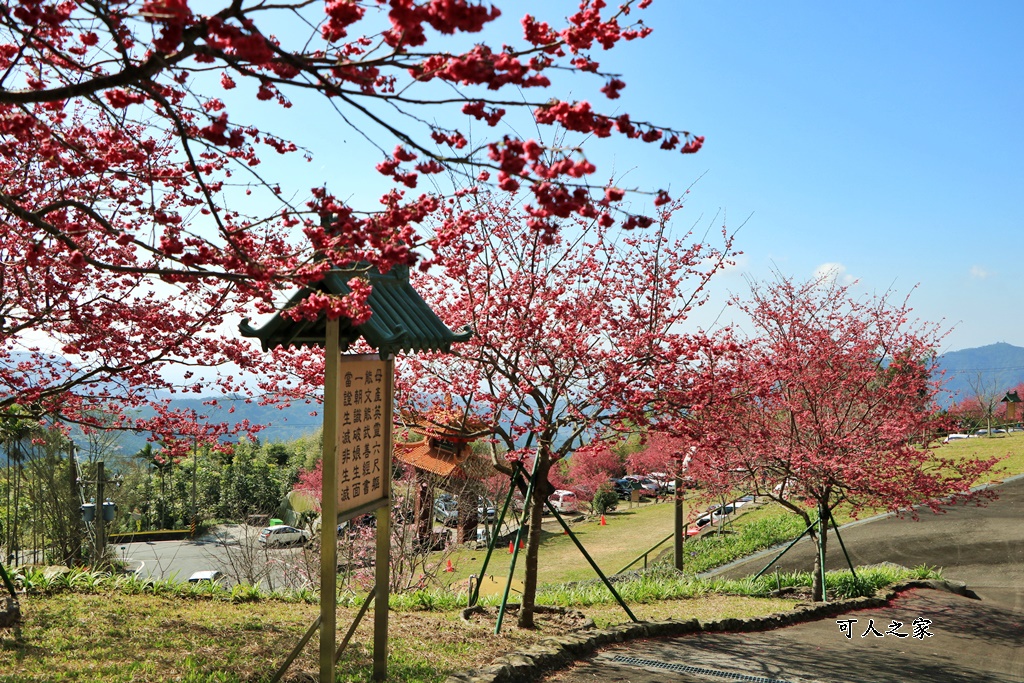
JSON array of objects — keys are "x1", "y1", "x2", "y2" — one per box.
[
  {"x1": 320, "y1": 326, "x2": 394, "y2": 682},
  {"x1": 241, "y1": 263, "x2": 470, "y2": 682}
]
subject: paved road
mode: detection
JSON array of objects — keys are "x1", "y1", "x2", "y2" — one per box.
[
  {"x1": 121, "y1": 525, "x2": 309, "y2": 587},
  {"x1": 543, "y1": 476, "x2": 1024, "y2": 683}
]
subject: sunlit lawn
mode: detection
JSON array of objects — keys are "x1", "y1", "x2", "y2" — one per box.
[
  {"x1": 1, "y1": 589, "x2": 798, "y2": 683},
  {"x1": 442, "y1": 497, "x2": 691, "y2": 589},
  {"x1": 937, "y1": 429, "x2": 1024, "y2": 484},
  {"x1": 440, "y1": 432, "x2": 1024, "y2": 590}
]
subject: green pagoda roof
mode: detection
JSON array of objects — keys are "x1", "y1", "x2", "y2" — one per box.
[{"x1": 239, "y1": 265, "x2": 471, "y2": 357}]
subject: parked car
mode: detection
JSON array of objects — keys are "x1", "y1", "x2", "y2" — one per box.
[
  {"x1": 548, "y1": 489, "x2": 578, "y2": 513},
  {"x1": 337, "y1": 512, "x2": 377, "y2": 536},
  {"x1": 647, "y1": 472, "x2": 670, "y2": 489},
  {"x1": 686, "y1": 515, "x2": 714, "y2": 536},
  {"x1": 258, "y1": 525, "x2": 311, "y2": 547},
  {"x1": 623, "y1": 475, "x2": 660, "y2": 496},
  {"x1": 710, "y1": 504, "x2": 736, "y2": 521},
  {"x1": 477, "y1": 497, "x2": 497, "y2": 522},
  {"x1": 610, "y1": 478, "x2": 643, "y2": 499},
  {"x1": 187, "y1": 570, "x2": 223, "y2": 583},
  {"x1": 433, "y1": 498, "x2": 459, "y2": 526}
]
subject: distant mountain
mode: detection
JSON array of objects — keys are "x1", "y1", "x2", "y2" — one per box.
[
  {"x1": 111, "y1": 397, "x2": 324, "y2": 455},
  {"x1": 935, "y1": 342, "x2": 1024, "y2": 408}
]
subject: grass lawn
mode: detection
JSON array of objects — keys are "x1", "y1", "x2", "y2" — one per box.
[
  {"x1": 938, "y1": 430, "x2": 1024, "y2": 485},
  {"x1": 442, "y1": 497, "x2": 688, "y2": 588},
  {"x1": 1, "y1": 589, "x2": 799, "y2": 682}
]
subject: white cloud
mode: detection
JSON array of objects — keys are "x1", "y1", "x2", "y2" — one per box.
[
  {"x1": 814, "y1": 262, "x2": 855, "y2": 285},
  {"x1": 969, "y1": 265, "x2": 991, "y2": 279}
]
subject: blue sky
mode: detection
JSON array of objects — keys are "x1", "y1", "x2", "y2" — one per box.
[
  {"x1": 220, "y1": 1, "x2": 1023, "y2": 355},
  {"x1": 585, "y1": 1, "x2": 1023, "y2": 352}
]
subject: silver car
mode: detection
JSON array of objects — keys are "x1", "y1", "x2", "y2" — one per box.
[{"x1": 258, "y1": 524, "x2": 311, "y2": 547}]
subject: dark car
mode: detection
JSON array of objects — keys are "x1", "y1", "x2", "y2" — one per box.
[
  {"x1": 610, "y1": 478, "x2": 644, "y2": 499},
  {"x1": 623, "y1": 475, "x2": 661, "y2": 497}
]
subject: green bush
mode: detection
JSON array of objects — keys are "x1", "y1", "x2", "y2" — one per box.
[{"x1": 591, "y1": 486, "x2": 619, "y2": 515}]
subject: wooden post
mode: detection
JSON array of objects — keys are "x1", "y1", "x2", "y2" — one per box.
[
  {"x1": 373, "y1": 356, "x2": 394, "y2": 681},
  {"x1": 320, "y1": 319, "x2": 340, "y2": 683},
  {"x1": 673, "y1": 476, "x2": 684, "y2": 570}
]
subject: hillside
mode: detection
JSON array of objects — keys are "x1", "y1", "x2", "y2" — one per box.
[
  {"x1": 70, "y1": 397, "x2": 323, "y2": 458},
  {"x1": 935, "y1": 342, "x2": 1024, "y2": 407}
]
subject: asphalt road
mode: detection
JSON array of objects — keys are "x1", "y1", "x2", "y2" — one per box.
[
  {"x1": 121, "y1": 518, "x2": 520, "y2": 587},
  {"x1": 121, "y1": 524, "x2": 309, "y2": 586},
  {"x1": 543, "y1": 476, "x2": 1024, "y2": 683}
]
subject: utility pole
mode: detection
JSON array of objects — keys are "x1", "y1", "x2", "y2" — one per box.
[
  {"x1": 80, "y1": 461, "x2": 117, "y2": 567},
  {"x1": 191, "y1": 440, "x2": 198, "y2": 536},
  {"x1": 95, "y1": 461, "x2": 106, "y2": 565},
  {"x1": 68, "y1": 445, "x2": 82, "y2": 565}
]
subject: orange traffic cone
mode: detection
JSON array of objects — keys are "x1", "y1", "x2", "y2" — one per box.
[
  {"x1": 509, "y1": 541, "x2": 514, "y2": 554},
  {"x1": 600, "y1": 515, "x2": 607, "y2": 526},
  {"x1": 445, "y1": 559, "x2": 454, "y2": 572},
  {"x1": 519, "y1": 539, "x2": 525, "y2": 549}
]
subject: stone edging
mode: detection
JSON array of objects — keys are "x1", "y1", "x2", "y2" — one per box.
[{"x1": 443, "y1": 579, "x2": 973, "y2": 683}]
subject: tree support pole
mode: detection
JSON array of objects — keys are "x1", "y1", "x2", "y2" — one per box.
[
  {"x1": 95, "y1": 462, "x2": 106, "y2": 566},
  {"x1": 0, "y1": 561, "x2": 16, "y2": 598},
  {"x1": 818, "y1": 511, "x2": 827, "y2": 603},
  {"x1": 752, "y1": 518, "x2": 819, "y2": 581},
  {"x1": 543, "y1": 499, "x2": 637, "y2": 623},
  {"x1": 470, "y1": 463, "x2": 521, "y2": 607},
  {"x1": 826, "y1": 509, "x2": 859, "y2": 587},
  {"x1": 270, "y1": 616, "x2": 321, "y2": 683},
  {"x1": 495, "y1": 462, "x2": 539, "y2": 634},
  {"x1": 338, "y1": 584, "x2": 376, "y2": 664}
]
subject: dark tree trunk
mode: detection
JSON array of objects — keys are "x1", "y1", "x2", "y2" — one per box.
[
  {"x1": 811, "y1": 500, "x2": 829, "y2": 602},
  {"x1": 518, "y1": 455, "x2": 553, "y2": 629},
  {"x1": 456, "y1": 490, "x2": 479, "y2": 544},
  {"x1": 412, "y1": 471, "x2": 433, "y2": 545}
]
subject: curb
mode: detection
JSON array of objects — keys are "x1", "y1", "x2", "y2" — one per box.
[{"x1": 443, "y1": 579, "x2": 971, "y2": 683}]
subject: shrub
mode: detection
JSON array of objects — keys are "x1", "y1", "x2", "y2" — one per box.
[{"x1": 591, "y1": 486, "x2": 619, "y2": 515}]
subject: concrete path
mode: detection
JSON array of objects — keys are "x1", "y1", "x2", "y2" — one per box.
[{"x1": 542, "y1": 476, "x2": 1024, "y2": 683}]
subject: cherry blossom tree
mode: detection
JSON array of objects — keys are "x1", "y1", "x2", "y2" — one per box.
[
  {"x1": 685, "y1": 275, "x2": 999, "y2": 601},
  {"x1": 625, "y1": 430, "x2": 689, "y2": 479},
  {"x1": 1, "y1": 0, "x2": 706, "y2": 442},
  {"x1": 553, "y1": 441, "x2": 623, "y2": 502},
  {"x1": 400, "y1": 192, "x2": 735, "y2": 626}
]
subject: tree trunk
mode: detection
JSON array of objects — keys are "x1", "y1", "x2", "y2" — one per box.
[
  {"x1": 412, "y1": 471, "x2": 433, "y2": 545},
  {"x1": 811, "y1": 501, "x2": 829, "y2": 602},
  {"x1": 456, "y1": 490, "x2": 478, "y2": 544},
  {"x1": 518, "y1": 456, "x2": 552, "y2": 629}
]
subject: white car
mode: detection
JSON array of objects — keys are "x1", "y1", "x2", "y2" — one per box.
[
  {"x1": 548, "y1": 489, "x2": 578, "y2": 513},
  {"x1": 258, "y1": 525, "x2": 311, "y2": 547}
]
